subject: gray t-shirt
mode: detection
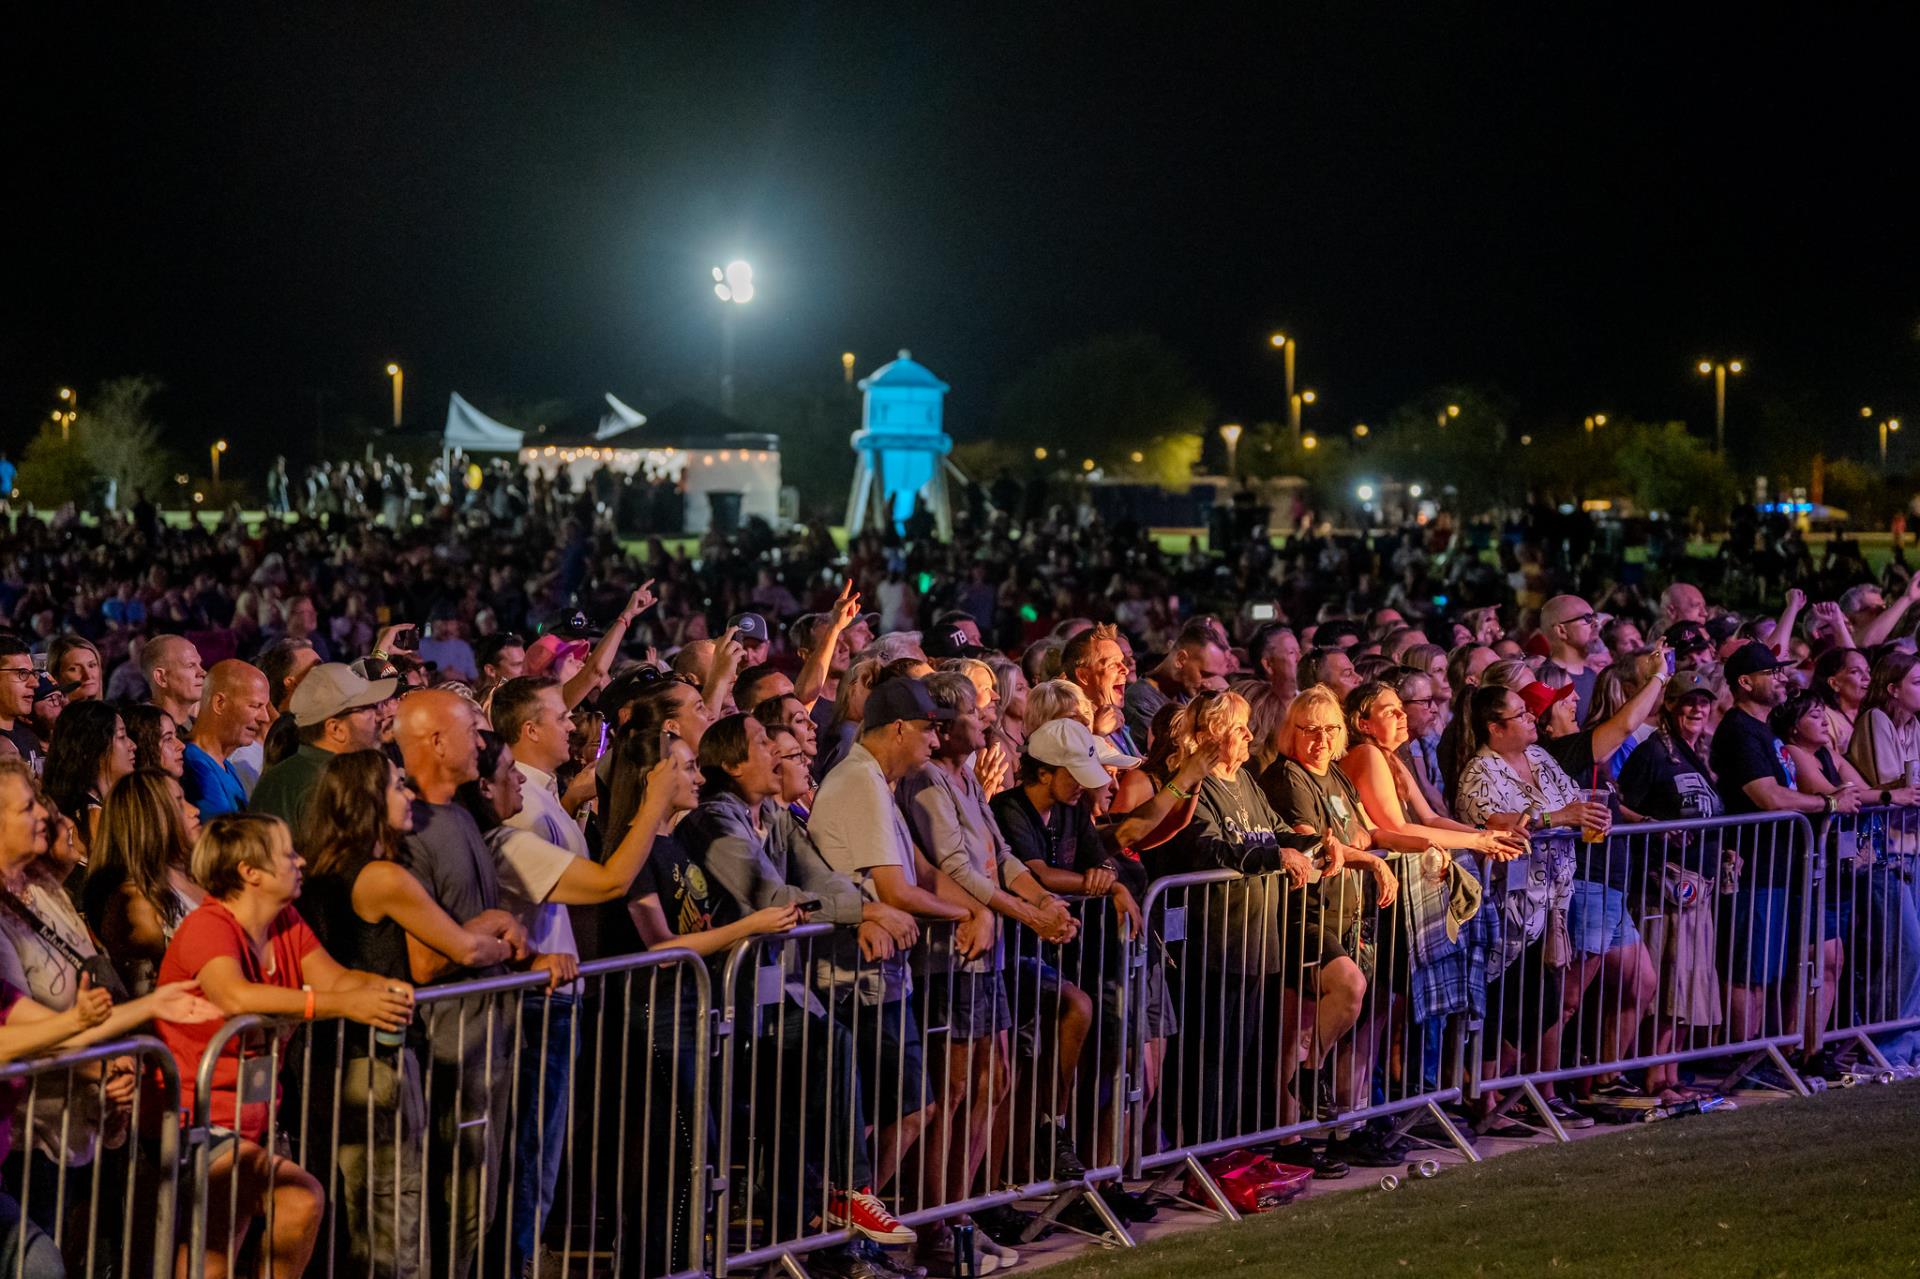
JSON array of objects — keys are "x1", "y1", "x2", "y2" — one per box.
[{"x1": 400, "y1": 799, "x2": 506, "y2": 981}]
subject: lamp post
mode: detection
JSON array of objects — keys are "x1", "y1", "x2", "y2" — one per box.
[
  {"x1": 211, "y1": 439, "x2": 227, "y2": 486},
  {"x1": 712, "y1": 260, "x2": 755, "y2": 415},
  {"x1": 1880, "y1": 415, "x2": 1902, "y2": 466},
  {"x1": 385, "y1": 363, "x2": 403, "y2": 428},
  {"x1": 1269, "y1": 333, "x2": 1299, "y2": 440},
  {"x1": 1697, "y1": 359, "x2": 1744, "y2": 453},
  {"x1": 1219, "y1": 422, "x2": 1244, "y2": 480},
  {"x1": 1290, "y1": 388, "x2": 1317, "y2": 436},
  {"x1": 1583, "y1": 412, "x2": 1607, "y2": 443},
  {"x1": 1436, "y1": 403, "x2": 1460, "y2": 429},
  {"x1": 57, "y1": 387, "x2": 78, "y2": 442},
  {"x1": 841, "y1": 352, "x2": 855, "y2": 386}
]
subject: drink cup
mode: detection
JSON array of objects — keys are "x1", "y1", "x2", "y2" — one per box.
[{"x1": 1578, "y1": 788, "x2": 1609, "y2": 844}]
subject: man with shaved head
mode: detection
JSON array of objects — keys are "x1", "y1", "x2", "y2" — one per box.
[
  {"x1": 142, "y1": 634, "x2": 207, "y2": 730},
  {"x1": 395, "y1": 688, "x2": 525, "y2": 1277},
  {"x1": 181, "y1": 660, "x2": 272, "y2": 820}
]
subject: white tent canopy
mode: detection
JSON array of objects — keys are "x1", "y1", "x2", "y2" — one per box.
[
  {"x1": 443, "y1": 393, "x2": 525, "y2": 453},
  {"x1": 597, "y1": 392, "x2": 647, "y2": 440}
]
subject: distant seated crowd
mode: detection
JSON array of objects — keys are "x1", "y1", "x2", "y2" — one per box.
[{"x1": 4, "y1": 498, "x2": 1920, "y2": 1277}]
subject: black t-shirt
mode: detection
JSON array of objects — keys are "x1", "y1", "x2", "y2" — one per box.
[
  {"x1": 0, "y1": 720, "x2": 43, "y2": 775},
  {"x1": 1709, "y1": 708, "x2": 1792, "y2": 818},
  {"x1": 1541, "y1": 730, "x2": 1599, "y2": 791},
  {"x1": 634, "y1": 832, "x2": 717, "y2": 943},
  {"x1": 1620, "y1": 731, "x2": 1720, "y2": 823},
  {"x1": 1261, "y1": 757, "x2": 1368, "y2": 846},
  {"x1": 992, "y1": 786, "x2": 1103, "y2": 878}
]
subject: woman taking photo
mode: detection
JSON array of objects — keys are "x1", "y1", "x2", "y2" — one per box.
[
  {"x1": 119, "y1": 703, "x2": 186, "y2": 778},
  {"x1": 43, "y1": 701, "x2": 136, "y2": 852},
  {"x1": 81, "y1": 770, "x2": 204, "y2": 995},
  {"x1": 1455, "y1": 685, "x2": 1612, "y2": 1130}
]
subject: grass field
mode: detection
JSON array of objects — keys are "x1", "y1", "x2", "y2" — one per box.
[{"x1": 1047, "y1": 1083, "x2": 1920, "y2": 1279}]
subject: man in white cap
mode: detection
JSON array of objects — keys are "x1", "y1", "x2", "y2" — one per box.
[{"x1": 247, "y1": 662, "x2": 394, "y2": 831}]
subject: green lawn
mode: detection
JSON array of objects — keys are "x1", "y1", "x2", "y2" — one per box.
[{"x1": 1049, "y1": 1084, "x2": 1920, "y2": 1279}]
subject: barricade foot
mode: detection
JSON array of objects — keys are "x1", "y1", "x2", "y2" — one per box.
[
  {"x1": 775, "y1": 1249, "x2": 813, "y2": 1279},
  {"x1": 1163, "y1": 1154, "x2": 1240, "y2": 1222},
  {"x1": 1416, "y1": 1100, "x2": 1482, "y2": 1164},
  {"x1": 1519, "y1": 1080, "x2": 1571, "y2": 1144},
  {"x1": 1046, "y1": 1186, "x2": 1135, "y2": 1248}
]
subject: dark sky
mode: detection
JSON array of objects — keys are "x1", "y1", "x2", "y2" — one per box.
[{"x1": 9, "y1": 4, "x2": 1919, "y2": 469}]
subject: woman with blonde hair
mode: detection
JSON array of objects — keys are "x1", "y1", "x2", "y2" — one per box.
[
  {"x1": 1160, "y1": 689, "x2": 1349, "y2": 1174},
  {"x1": 1023, "y1": 678, "x2": 1094, "y2": 734},
  {"x1": 47, "y1": 635, "x2": 103, "y2": 704}
]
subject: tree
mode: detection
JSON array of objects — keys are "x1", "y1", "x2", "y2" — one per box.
[
  {"x1": 995, "y1": 334, "x2": 1213, "y2": 490},
  {"x1": 14, "y1": 421, "x2": 93, "y2": 509},
  {"x1": 1613, "y1": 421, "x2": 1738, "y2": 524},
  {"x1": 84, "y1": 377, "x2": 175, "y2": 510}
]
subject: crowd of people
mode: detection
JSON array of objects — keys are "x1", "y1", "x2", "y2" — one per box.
[{"x1": 2, "y1": 484, "x2": 1918, "y2": 1278}]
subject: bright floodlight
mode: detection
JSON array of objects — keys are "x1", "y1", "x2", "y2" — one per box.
[
  {"x1": 714, "y1": 260, "x2": 755, "y2": 304},
  {"x1": 1356, "y1": 484, "x2": 1375, "y2": 501},
  {"x1": 1409, "y1": 484, "x2": 1424, "y2": 498},
  {"x1": 1728, "y1": 360, "x2": 1743, "y2": 373},
  {"x1": 1698, "y1": 361, "x2": 1714, "y2": 374},
  {"x1": 1270, "y1": 333, "x2": 1288, "y2": 348}
]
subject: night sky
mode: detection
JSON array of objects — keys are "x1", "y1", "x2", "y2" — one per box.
[{"x1": 9, "y1": 5, "x2": 1919, "y2": 470}]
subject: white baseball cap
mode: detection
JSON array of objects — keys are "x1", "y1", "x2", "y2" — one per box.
[{"x1": 1027, "y1": 719, "x2": 1140, "y2": 788}]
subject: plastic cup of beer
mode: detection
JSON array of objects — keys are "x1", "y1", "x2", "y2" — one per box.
[{"x1": 1578, "y1": 789, "x2": 1609, "y2": 843}]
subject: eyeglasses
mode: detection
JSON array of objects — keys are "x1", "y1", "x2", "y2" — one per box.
[
  {"x1": 1490, "y1": 711, "x2": 1530, "y2": 725},
  {"x1": 1300, "y1": 723, "x2": 1342, "y2": 737},
  {"x1": 1558, "y1": 613, "x2": 1596, "y2": 628},
  {"x1": 0, "y1": 667, "x2": 36, "y2": 683}
]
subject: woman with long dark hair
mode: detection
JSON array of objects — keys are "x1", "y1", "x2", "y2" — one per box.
[
  {"x1": 119, "y1": 703, "x2": 185, "y2": 778},
  {"x1": 300, "y1": 749, "x2": 518, "y2": 1278},
  {"x1": 1811, "y1": 646, "x2": 1871, "y2": 756},
  {"x1": 42, "y1": 700, "x2": 135, "y2": 851}
]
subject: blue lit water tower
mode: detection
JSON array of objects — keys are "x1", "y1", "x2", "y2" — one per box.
[{"x1": 845, "y1": 350, "x2": 954, "y2": 539}]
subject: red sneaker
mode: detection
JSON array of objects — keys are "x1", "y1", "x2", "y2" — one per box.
[{"x1": 827, "y1": 1187, "x2": 917, "y2": 1245}]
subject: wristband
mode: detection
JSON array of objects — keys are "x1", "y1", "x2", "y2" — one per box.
[
  {"x1": 1166, "y1": 780, "x2": 1191, "y2": 800},
  {"x1": 370, "y1": 649, "x2": 389, "y2": 662},
  {"x1": 302, "y1": 984, "x2": 316, "y2": 1020}
]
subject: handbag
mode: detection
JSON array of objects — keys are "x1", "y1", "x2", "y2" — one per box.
[{"x1": 0, "y1": 883, "x2": 131, "y2": 1003}]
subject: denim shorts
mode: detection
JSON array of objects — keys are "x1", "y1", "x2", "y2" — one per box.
[{"x1": 1568, "y1": 880, "x2": 1640, "y2": 955}]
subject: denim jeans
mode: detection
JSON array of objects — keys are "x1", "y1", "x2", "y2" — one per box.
[
  {"x1": 0, "y1": 1191, "x2": 63, "y2": 1279},
  {"x1": 1858, "y1": 868, "x2": 1920, "y2": 1067},
  {"x1": 511, "y1": 990, "x2": 576, "y2": 1272}
]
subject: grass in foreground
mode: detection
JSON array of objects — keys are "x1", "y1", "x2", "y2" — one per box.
[{"x1": 1051, "y1": 1083, "x2": 1920, "y2": 1279}]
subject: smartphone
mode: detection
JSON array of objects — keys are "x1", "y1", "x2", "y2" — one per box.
[
  {"x1": 392, "y1": 624, "x2": 419, "y2": 652},
  {"x1": 795, "y1": 899, "x2": 824, "y2": 912},
  {"x1": 1665, "y1": 650, "x2": 1677, "y2": 676},
  {"x1": 1249, "y1": 602, "x2": 1276, "y2": 621}
]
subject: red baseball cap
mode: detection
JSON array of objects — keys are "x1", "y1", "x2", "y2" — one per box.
[{"x1": 1519, "y1": 681, "x2": 1575, "y2": 718}]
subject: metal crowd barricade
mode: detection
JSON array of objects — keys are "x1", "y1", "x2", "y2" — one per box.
[
  {"x1": 1812, "y1": 805, "x2": 1920, "y2": 1073},
  {"x1": 1468, "y1": 811, "x2": 1817, "y2": 1141},
  {"x1": 1128, "y1": 858, "x2": 1477, "y2": 1218},
  {"x1": 0, "y1": 1035, "x2": 180, "y2": 1279},
  {"x1": 181, "y1": 948, "x2": 712, "y2": 1279},
  {"x1": 712, "y1": 894, "x2": 1133, "y2": 1276}
]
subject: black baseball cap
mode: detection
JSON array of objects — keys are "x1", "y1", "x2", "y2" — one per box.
[
  {"x1": 1663, "y1": 621, "x2": 1713, "y2": 657},
  {"x1": 862, "y1": 678, "x2": 955, "y2": 731},
  {"x1": 541, "y1": 609, "x2": 601, "y2": 641},
  {"x1": 727, "y1": 612, "x2": 772, "y2": 645},
  {"x1": 1723, "y1": 641, "x2": 1792, "y2": 682}
]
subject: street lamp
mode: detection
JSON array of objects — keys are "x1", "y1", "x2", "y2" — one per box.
[
  {"x1": 841, "y1": 352, "x2": 855, "y2": 386},
  {"x1": 1269, "y1": 333, "x2": 1299, "y2": 440},
  {"x1": 1697, "y1": 359, "x2": 1744, "y2": 453},
  {"x1": 1353, "y1": 423, "x2": 1370, "y2": 439},
  {"x1": 1301, "y1": 433, "x2": 1319, "y2": 451},
  {"x1": 1880, "y1": 416, "x2": 1902, "y2": 466},
  {"x1": 712, "y1": 260, "x2": 754, "y2": 416},
  {"x1": 1219, "y1": 422, "x2": 1244, "y2": 479},
  {"x1": 211, "y1": 439, "x2": 228, "y2": 486},
  {"x1": 1584, "y1": 412, "x2": 1608, "y2": 442},
  {"x1": 1290, "y1": 388, "x2": 1317, "y2": 434},
  {"x1": 385, "y1": 363, "x2": 403, "y2": 428},
  {"x1": 54, "y1": 387, "x2": 77, "y2": 442},
  {"x1": 1437, "y1": 403, "x2": 1461, "y2": 429}
]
